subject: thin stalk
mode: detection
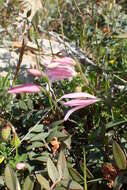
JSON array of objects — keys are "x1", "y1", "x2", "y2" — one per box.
[
  {"x1": 75, "y1": 58, "x2": 89, "y2": 86},
  {"x1": 83, "y1": 148, "x2": 87, "y2": 190},
  {"x1": 57, "y1": 0, "x2": 67, "y2": 53},
  {"x1": 13, "y1": 38, "x2": 27, "y2": 85},
  {"x1": 41, "y1": 0, "x2": 54, "y2": 56}
]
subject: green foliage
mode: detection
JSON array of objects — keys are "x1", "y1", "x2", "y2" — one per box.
[
  {"x1": 1, "y1": 1, "x2": 127, "y2": 189},
  {"x1": 23, "y1": 176, "x2": 34, "y2": 190},
  {"x1": 4, "y1": 165, "x2": 20, "y2": 190},
  {"x1": 36, "y1": 174, "x2": 50, "y2": 190}
]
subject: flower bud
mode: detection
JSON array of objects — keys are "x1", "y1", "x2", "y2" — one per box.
[
  {"x1": 16, "y1": 163, "x2": 26, "y2": 170},
  {"x1": 1, "y1": 124, "x2": 11, "y2": 141}
]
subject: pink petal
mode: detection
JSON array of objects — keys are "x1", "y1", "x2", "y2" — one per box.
[
  {"x1": 46, "y1": 68, "x2": 76, "y2": 82},
  {"x1": 47, "y1": 63, "x2": 74, "y2": 69},
  {"x1": 46, "y1": 57, "x2": 75, "y2": 69},
  {"x1": 8, "y1": 84, "x2": 41, "y2": 94},
  {"x1": 46, "y1": 69, "x2": 76, "y2": 78},
  {"x1": 16, "y1": 163, "x2": 26, "y2": 170},
  {"x1": 52, "y1": 57, "x2": 74, "y2": 66},
  {"x1": 60, "y1": 92, "x2": 97, "y2": 100},
  {"x1": 64, "y1": 105, "x2": 85, "y2": 121},
  {"x1": 63, "y1": 99, "x2": 98, "y2": 107},
  {"x1": 27, "y1": 69, "x2": 42, "y2": 77}
]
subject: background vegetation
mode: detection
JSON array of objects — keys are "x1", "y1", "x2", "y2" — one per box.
[{"x1": 0, "y1": 0, "x2": 127, "y2": 189}]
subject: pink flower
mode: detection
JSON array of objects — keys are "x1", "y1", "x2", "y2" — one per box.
[
  {"x1": 59, "y1": 92, "x2": 99, "y2": 121},
  {"x1": 27, "y1": 69, "x2": 42, "y2": 77},
  {"x1": 16, "y1": 163, "x2": 26, "y2": 170},
  {"x1": 8, "y1": 84, "x2": 41, "y2": 94},
  {"x1": 45, "y1": 57, "x2": 77, "y2": 82}
]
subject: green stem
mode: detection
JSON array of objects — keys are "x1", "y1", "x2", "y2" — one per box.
[{"x1": 83, "y1": 148, "x2": 87, "y2": 190}]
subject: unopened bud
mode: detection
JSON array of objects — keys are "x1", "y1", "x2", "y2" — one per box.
[
  {"x1": 16, "y1": 163, "x2": 26, "y2": 170},
  {"x1": 2, "y1": 124, "x2": 11, "y2": 141}
]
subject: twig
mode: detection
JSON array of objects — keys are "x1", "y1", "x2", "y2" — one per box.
[
  {"x1": 57, "y1": 0, "x2": 67, "y2": 53},
  {"x1": 50, "y1": 178, "x2": 61, "y2": 190},
  {"x1": 41, "y1": 0, "x2": 54, "y2": 56},
  {"x1": 13, "y1": 38, "x2": 27, "y2": 84}
]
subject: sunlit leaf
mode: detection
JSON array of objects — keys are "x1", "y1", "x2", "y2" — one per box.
[
  {"x1": 69, "y1": 167, "x2": 84, "y2": 183},
  {"x1": 23, "y1": 176, "x2": 34, "y2": 190},
  {"x1": 0, "y1": 155, "x2": 4, "y2": 164},
  {"x1": 4, "y1": 165, "x2": 17, "y2": 190},
  {"x1": 113, "y1": 141, "x2": 126, "y2": 170},
  {"x1": 57, "y1": 150, "x2": 69, "y2": 179},
  {"x1": 36, "y1": 174, "x2": 50, "y2": 190},
  {"x1": 47, "y1": 157, "x2": 59, "y2": 182},
  {"x1": 62, "y1": 179, "x2": 83, "y2": 190}
]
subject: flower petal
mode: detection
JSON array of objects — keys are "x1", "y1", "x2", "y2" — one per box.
[
  {"x1": 63, "y1": 99, "x2": 98, "y2": 107},
  {"x1": 8, "y1": 84, "x2": 41, "y2": 94},
  {"x1": 64, "y1": 105, "x2": 85, "y2": 121},
  {"x1": 16, "y1": 163, "x2": 26, "y2": 170},
  {"x1": 27, "y1": 69, "x2": 42, "y2": 77},
  {"x1": 60, "y1": 92, "x2": 97, "y2": 100},
  {"x1": 52, "y1": 57, "x2": 74, "y2": 65},
  {"x1": 46, "y1": 68, "x2": 76, "y2": 82}
]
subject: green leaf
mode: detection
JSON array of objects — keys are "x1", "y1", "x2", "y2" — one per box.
[
  {"x1": 69, "y1": 181, "x2": 83, "y2": 190},
  {"x1": 28, "y1": 151, "x2": 50, "y2": 162},
  {"x1": 30, "y1": 133, "x2": 49, "y2": 141},
  {"x1": 23, "y1": 176, "x2": 34, "y2": 190},
  {"x1": 47, "y1": 127, "x2": 57, "y2": 142},
  {"x1": 106, "y1": 120, "x2": 127, "y2": 129},
  {"x1": 113, "y1": 176, "x2": 124, "y2": 190},
  {"x1": 27, "y1": 99, "x2": 33, "y2": 110},
  {"x1": 57, "y1": 150, "x2": 69, "y2": 179},
  {"x1": 27, "y1": 142, "x2": 44, "y2": 150},
  {"x1": 30, "y1": 124, "x2": 44, "y2": 133},
  {"x1": 62, "y1": 180, "x2": 83, "y2": 190},
  {"x1": 36, "y1": 174, "x2": 50, "y2": 190},
  {"x1": 113, "y1": 141, "x2": 126, "y2": 170},
  {"x1": 0, "y1": 176, "x2": 4, "y2": 186},
  {"x1": 4, "y1": 165, "x2": 17, "y2": 190},
  {"x1": 63, "y1": 136, "x2": 71, "y2": 149},
  {"x1": 19, "y1": 100, "x2": 28, "y2": 111},
  {"x1": 55, "y1": 186, "x2": 66, "y2": 190},
  {"x1": 69, "y1": 167, "x2": 84, "y2": 183},
  {"x1": 47, "y1": 157, "x2": 59, "y2": 182}
]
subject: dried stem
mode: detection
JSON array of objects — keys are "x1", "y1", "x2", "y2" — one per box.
[{"x1": 13, "y1": 38, "x2": 27, "y2": 84}]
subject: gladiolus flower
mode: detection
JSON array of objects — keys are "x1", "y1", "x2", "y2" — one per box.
[
  {"x1": 59, "y1": 92, "x2": 99, "y2": 121},
  {"x1": 27, "y1": 68, "x2": 42, "y2": 77},
  {"x1": 16, "y1": 163, "x2": 26, "y2": 170},
  {"x1": 45, "y1": 57, "x2": 77, "y2": 82},
  {"x1": 8, "y1": 84, "x2": 41, "y2": 94}
]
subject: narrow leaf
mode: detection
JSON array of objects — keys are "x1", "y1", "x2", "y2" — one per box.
[
  {"x1": 47, "y1": 157, "x2": 59, "y2": 182},
  {"x1": 57, "y1": 150, "x2": 69, "y2": 179}
]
